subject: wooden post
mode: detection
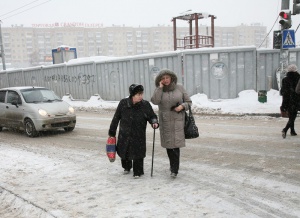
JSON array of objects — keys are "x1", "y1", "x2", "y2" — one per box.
[
  {"x1": 211, "y1": 15, "x2": 215, "y2": 47},
  {"x1": 195, "y1": 13, "x2": 199, "y2": 48},
  {"x1": 173, "y1": 18, "x2": 177, "y2": 50}
]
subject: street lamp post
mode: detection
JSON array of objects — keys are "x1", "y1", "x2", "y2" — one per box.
[{"x1": 0, "y1": 21, "x2": 6, "y2": 70}]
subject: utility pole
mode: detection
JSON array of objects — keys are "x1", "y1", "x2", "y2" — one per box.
[
  {"x1": 279, "y1": 0, "x2": 290, "y2": 72},
  {"x1": 277, "y1": 0, "x2": 290, "y2": 90},
  {"x1": 281, "y1": 0, "x2": 289, "y2": 10},
  {"x1": 0, "y1": 21, "x2": 6, "y2": 70}
]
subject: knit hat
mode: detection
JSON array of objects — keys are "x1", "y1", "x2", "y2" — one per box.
[
  {"x1": 129, "y1": 84, "x2": 144, "y2": 97},
  {"x1": 287, "y1": 64, "x2": 298, "y2": 72}
]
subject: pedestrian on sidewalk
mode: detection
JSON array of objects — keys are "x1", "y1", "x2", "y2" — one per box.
[
  {"x1": 108, "y1": 84, "x2": 159, "y2": 178},
  {"x1": 151, "y1": 69, "x2": 192, "y2": 178},
  {"x1": 280, "y1": 64, "x2": 300, "y2": 138}
]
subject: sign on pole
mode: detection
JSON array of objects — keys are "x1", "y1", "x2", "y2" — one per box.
[
  {"x1": 282, "y1": 29, "x2": 296, "y2": 49},
  {"x1": 273, "y1": 30, "x2": 282, "y2": 49}
]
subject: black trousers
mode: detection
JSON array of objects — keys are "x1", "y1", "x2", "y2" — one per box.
[
  {"x1": 167, "y1": 148, "x2": 180, "y2": 174},
  {"x1": 284, "y1": 107, "x2": 298, "y2": 132},
  {"x1": 121, "y1": 158, "x2": 144, "y2": 176}
]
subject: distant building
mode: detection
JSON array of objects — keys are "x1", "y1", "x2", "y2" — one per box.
[
  {"x1": 214, "y1": 23, "x2": 267, "y2": 47},
  {"x1": 0, "y1": 23, "x2": 268, "y2": 68}
]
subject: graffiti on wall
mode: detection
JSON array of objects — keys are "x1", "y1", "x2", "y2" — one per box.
[
  {"x1": 150, "y1": 66, "x2": 160, "y2": 81},
  {"x1": 44, "y1": 73, "x2": 96, "y2": 84},
  {"x1": 31, "y1": 76, "x2": 36, "y2": 85},
  {"x1": 211, "y1": 62, "x2": 227, "y2": 80}
]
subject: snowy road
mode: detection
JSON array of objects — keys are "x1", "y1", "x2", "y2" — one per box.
[{"x1": 0, "y1": 111, "x2": 300, "y2": 218}]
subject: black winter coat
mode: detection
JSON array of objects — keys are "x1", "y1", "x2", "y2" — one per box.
[
  {"x1": 108, "y1": 98, "x2": 158, "y2": 160},
  {"x1": 280, "y1": 71, "x2": 300, "y2": 111}
]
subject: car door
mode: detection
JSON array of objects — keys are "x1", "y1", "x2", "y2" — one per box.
[
  {"x1": 0, "y1": 90, "x2": 7, "y2": 125},
  {"x1": 5, "y1": 90, "x2": 24, "y2": 128}
]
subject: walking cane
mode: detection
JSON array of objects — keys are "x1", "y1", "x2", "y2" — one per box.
[{"x1": 151, "y1": 128, "x2": 155, "y2": 177}]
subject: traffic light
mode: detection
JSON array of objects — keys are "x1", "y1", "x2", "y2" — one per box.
[
  {"x1": 273, "y1": 30, "x2": 282, "y2": 49},
  {"x1": 279, "y1": 10, "x2": 292, "y2": 29},
  {"x1": 293, "y1": 0, "x2": 300, "y2": 15}
]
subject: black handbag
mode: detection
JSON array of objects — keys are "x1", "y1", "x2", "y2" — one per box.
[{"x1": 184, "y1": 104, "x2": 199, "y2": 139}]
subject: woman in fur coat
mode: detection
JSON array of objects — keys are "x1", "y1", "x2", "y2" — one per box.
[{"x1": 151, "y1": 69, "x2": 192, "y2": 177}]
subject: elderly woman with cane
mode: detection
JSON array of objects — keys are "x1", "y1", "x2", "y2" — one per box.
[{"x1": 108, "y1": 84, "x2": 159, "y2": 178}]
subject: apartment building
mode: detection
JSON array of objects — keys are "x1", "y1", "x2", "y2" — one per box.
[{"x1": 0, "y1": 23, "x2": 267, "y2": 68}]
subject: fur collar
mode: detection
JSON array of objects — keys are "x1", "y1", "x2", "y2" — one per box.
[{"x1": 162, "y1": 83, "x2": 176, "y2": 92}]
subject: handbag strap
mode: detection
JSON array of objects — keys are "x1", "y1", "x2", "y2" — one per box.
[{"x1": 187, "y1": 104, "x2": 193, "y2": 117}]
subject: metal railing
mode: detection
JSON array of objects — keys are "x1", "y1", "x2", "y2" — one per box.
[{"x1": 176, "y1": 35, "x2": 213, "y2": 49}]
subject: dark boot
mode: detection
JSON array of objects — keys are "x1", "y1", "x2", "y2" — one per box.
[
  {"x1": 291, "y1": 130, "x2": 297, "y2": 136},
  {"x1": 167, "y1": 148, "x2": 180, "y2": 175},
  {"x1": 282, "y1": 129, "x2": 287, "y2": 139}
]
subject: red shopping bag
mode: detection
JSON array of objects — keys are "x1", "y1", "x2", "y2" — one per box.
[{"x1": 106, "y1": 137, "x2": 116, "y2": 162}]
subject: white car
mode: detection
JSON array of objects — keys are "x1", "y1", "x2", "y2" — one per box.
[{"x1": 0, "y1": 86, "x2": 76, "y2": 137}]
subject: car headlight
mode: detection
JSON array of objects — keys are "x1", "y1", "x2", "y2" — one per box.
[
  {"x1": 69, "y1": 106, "x2": 75, "y2": 114},
  {"x1": 38, "y1": 109, "x2": 48, "y2": 117}
]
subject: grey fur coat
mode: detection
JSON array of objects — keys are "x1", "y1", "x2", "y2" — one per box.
[{"x1": 151, "y1": 69, "x2": 192, "y2": 149}]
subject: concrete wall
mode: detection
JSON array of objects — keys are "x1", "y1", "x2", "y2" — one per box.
[{"x1": 1, "y1": 46, "x2": 299, "y2": 101}]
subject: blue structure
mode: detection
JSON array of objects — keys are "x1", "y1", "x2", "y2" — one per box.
[{"x1": 52, "y1": 46, "x2": 77, "y2": 64}]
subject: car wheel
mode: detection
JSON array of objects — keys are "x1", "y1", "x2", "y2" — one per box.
[
  {"x1": 64, "y1": 127, "x2": 75, "y2": 132},
  {"x1": 0, "y1": 127, "x2": 2, "y2": 132},
  {"x1": 24, "y1": 119, "x2": 39, "y2": 137}
]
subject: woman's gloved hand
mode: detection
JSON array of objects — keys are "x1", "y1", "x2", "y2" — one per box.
[{"x1": 152, "y1": 123, "x2": 159, "y2": 129}]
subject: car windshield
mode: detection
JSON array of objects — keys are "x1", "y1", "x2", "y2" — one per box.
[{"x1": 21, "y1": 88, "x2": 62, "y2": 103}]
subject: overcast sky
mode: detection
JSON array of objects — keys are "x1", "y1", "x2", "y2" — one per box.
[
  {"x1": 1, "y1": 0, "x2": 300, "y2": 43},
  {"x1": 0, "y1": 0, "x2": 285, "y2": 28}
]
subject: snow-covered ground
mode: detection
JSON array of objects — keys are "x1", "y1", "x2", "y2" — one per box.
[
  {"x1": 62, "y1": 89, "x2": 282, "y2": 115},
  {"x1": 1, "y1": 89, "x2": 299, "y2": 218}
]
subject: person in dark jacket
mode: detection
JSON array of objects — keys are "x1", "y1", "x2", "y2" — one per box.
[
  {"x1": 280, "y1": 64, "x2": 300, "y2": 138},
  {"x1": 108, "y1": 84, "x2": 159, "y2": 178}
]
